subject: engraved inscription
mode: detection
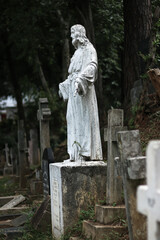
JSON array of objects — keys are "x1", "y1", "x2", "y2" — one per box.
[{"x1": 52, "y1": 178, "x2": 60, "y2": 230}]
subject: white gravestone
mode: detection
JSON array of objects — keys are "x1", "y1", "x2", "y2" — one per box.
[
  {"x1": 59, "y1": 24, "x2": 102, "y2": 162},
  {"x1": 137, "y1": 141, "x2": 160, "y2": 240}
]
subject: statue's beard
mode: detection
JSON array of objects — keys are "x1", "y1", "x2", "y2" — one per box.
[{"x1": 72, "y1": 38, "x2": 79, "y2": 49}]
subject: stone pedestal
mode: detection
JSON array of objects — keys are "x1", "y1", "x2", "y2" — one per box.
[{"x1": 50, "y1": 161, "x2": 107, "y2": 239}]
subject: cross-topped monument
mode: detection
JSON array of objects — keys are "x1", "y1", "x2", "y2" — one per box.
[
  {"x1": 104, "y1": 109, "x2": 127, "y2": 204},
  {"x1": 137, "y1": 141, "x2": 160, "y2": 240},
  {"x1": 37, "y1": 98, "x2": 51, "y2": 164}
]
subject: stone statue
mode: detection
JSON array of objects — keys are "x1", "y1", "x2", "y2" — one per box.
[{"x1": 59, "y1": 24, "x2": 102, "y2": 162}]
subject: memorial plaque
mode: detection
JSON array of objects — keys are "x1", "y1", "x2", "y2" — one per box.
[{"x1": 52, "y1": 178, "x2": 60, "y2": 230}]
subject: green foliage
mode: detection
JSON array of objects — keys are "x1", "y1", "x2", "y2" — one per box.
[
  {"x1": 61, "y1": 205, "x2": 95, "y2": 240},
  {"x1": 93, "y1": 0, "x2": 124, "y2": 109},
  {"x1": 128, "y1": 105, "x2": 143, "y2": 129},
  {"x1": 17, "y1": 225, "x2": 53, "y2": 240}
]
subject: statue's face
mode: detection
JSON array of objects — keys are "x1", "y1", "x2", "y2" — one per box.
[{"x1": 71, "y1": 29, "x2": 79, "y2": 48}]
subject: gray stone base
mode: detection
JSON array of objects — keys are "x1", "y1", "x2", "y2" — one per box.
[{"x1": 49, "y1": 161, "x2": 107, "y2": 239}]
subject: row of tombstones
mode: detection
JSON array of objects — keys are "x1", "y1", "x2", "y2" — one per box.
[
  {"x1": 1, "y1": 98, "x2": 51, "y2": 188},
  {"x1": 2, "y1": 99, "x2": 159, "y2": 240}
]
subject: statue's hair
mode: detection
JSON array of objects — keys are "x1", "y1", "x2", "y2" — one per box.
[{"x1": 71, "y1": 24, "x2": 89, "y2": 45}]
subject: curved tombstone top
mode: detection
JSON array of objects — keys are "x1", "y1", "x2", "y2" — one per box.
[{"x1": 42, "y1": 148, "x2": 54, "y2": 163}]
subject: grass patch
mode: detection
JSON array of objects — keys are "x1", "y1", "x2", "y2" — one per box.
[{"x1": 0, "y1": 176, "x2": 19, "y2": 196}]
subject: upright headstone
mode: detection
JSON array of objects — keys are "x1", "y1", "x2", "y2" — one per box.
[
  {"x1": 117, "y1": 130, "x2": 147, "y2": 240},
  {"x1": 18, "y1": 120, "x2": 27, "y2": 188},
  {"x1": 4, "y1": 143, "x2": 10, "y2": 166},
  {"x1": 104, "y1": 109, "x2": 127, "y2": 204},
  {"x1": 42, "y1": 148, "x2": 55, "y2": 196},
  {"x1": 137, "y1": 141, "x2": 160, "y2": 240},
  {"x1": 37, "y1": 98, "x2": 51, "y2": 165},
  {"x1": 29, "y1": 129, "x2": 40, "y2": 165}
]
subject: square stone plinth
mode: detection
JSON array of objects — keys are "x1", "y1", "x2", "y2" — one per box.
[{"x1": 49, "y1": 161, "x2": 107, "y2": 239}]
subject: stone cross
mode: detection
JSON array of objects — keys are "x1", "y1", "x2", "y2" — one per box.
[
  {"x1": 117, "y1": 130, "x2": 147, "y2": 240},
  {"x1": 137, "y1": 141, "x2": 160, "y2": 240},
  {"x1": 104, "y1": 109, "x2": 127, "y2": 204},
  {"x1": 37, "y1": 98, "x2": 51, "y2": 164}
]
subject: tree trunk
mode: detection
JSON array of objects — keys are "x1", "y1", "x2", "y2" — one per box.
[
  {"x1": 36, "y1": 55, "x2": 54, "y2": 104},
  {"x1": 123, "y1": 0, "x2": 152, "y2": 107},
  {"x1": 57, "y1": 10, "x2": 70, "y2": 80},
  {"x1": 5, "y1": 46, "x2": 25, "y2": 121},
  {"x1": 76, "y1": 0, "x2": 95, "y2": 45}
]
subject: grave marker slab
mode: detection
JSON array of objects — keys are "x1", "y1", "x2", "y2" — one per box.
[
  {"x1": 117, "y1": 130, "x2": 147, "y2": 240},
  {"x1": 0, "y1": 195, "x2": 25, "y2": 209},
  {"x1": 137, "y1": 141, "x2": 160, "y2": 240},
  {"x1": 42, "y1": 148, "x2": 55, "y2": 196}
]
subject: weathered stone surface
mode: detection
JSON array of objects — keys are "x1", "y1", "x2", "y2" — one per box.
[
  {"x1": 104, "y1": 126, "x2": 127, "y2": 142},
  {"x1": 0, "y1": 207, "x2": 29, "y2": 215},
  {"x1": 50, "y1": 161, "x2": 107, "y2": 238},
  {"x1": 95, "y1": 204, "x2": 126, "y2": 225},
  {"x1": 11, "y1": 214, "x2": 28, "y2": 227},
  {"x1": 0, "y1": 195, "x2": 25, "y2": 209},
  {"x1": 83, "y1": 220, "x2": 127, "y2": 240},
  {"x1": 0, "y1": 196, "x2": 15, "y2": 207},
  {"x1": 117, "y1": 130, "x2": 147, "y2": 240},
  {"x1": 117, "y1": 130, "x2": 142, "y2": 158},
  {"x1": 108, "y1": 109, "x2": 124, "y2": 127},
  {"x1": 126, "y1": 156, "x2": 146, "y2": 180},
  {"x1": 105, "y1": 109, "x2": 126, "y2": 204},
  {"x1": 32, "y1": 195, "x2": 51, "y2": 231}
]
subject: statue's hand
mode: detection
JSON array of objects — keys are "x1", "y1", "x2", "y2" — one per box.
[{"x1": 74, "y1": 78, "x2": 82, "y2": 97}]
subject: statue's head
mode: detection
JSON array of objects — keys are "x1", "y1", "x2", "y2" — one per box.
[{"x1": 71, "y1": 24, "x2": 89, "y2": 49}]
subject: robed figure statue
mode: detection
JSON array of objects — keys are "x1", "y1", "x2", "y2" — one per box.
[{"x1": 59, "y1": 24, "x2": 102, "y2": 162}]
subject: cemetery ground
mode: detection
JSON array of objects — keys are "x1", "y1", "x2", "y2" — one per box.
[
  {"x1": 0, "y1": 100, "x2": 160, "y2": 240},
  {"x1": 0, "y1": 174, "x2": 128, "y2": 240}
]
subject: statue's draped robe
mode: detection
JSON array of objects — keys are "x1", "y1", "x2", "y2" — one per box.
[{"x1": 59, "y1": 42, "x2": 103, "y2": 160}]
